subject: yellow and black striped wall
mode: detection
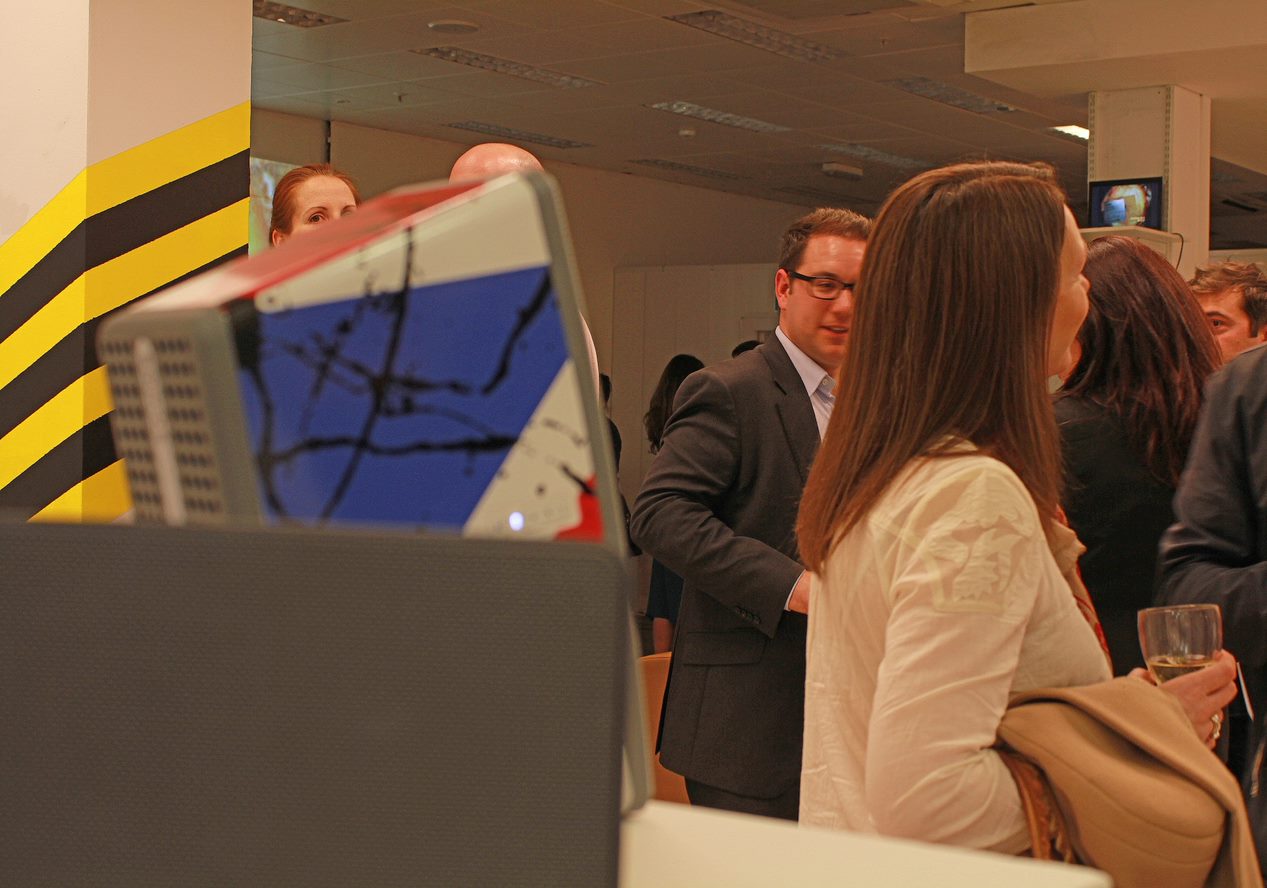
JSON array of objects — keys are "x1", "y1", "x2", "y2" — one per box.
[{"x1": 0, "y1": 102, "x2": 250, "y2": 524}]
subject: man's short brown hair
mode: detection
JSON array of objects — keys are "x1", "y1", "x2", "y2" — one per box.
[
  {"x1": 1189, "y1": 261, "x2": 1267, "y2": 334},
  {"x1": 778, "y1": 207, "x2": 871, "y2": 271}
]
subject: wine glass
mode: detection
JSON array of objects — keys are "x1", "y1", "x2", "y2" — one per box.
[{"x1": 1138, "y1": 604, "x2": 1222, "y2": 683}]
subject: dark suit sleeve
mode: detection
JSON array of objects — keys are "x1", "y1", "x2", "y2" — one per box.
[
  {"x1": 1157, "y1": 366, "x2": 1267, "y2": 671},
  {"x1": 630, "y1": 369, "x2": 803, "y2": 639}
]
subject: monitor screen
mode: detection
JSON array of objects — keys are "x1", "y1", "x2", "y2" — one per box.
[
  {"x1": 1088, "y1": 177, "x2": 1164, "y2": 230},
  {"x1": 237, "y1": 264, "x2": 573, "y2": 531}
]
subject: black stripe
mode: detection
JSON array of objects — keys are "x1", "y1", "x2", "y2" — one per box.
[
  {"x1": 84, "y1": 150, "x2": 248, "y2": 270},
  {"x1": 0, "y1": 415, "x2": 116, "y2": 519},
  {"x1": 0, "y1": 245, "x2": 247, "y2": 441},
  {"x1": 0, "y1": 149, "x2": 248, "y2": 343}
]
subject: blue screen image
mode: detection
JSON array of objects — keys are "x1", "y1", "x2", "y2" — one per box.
[{"x1": 238, "y1": 265, "x2": 567, "y2": 530}]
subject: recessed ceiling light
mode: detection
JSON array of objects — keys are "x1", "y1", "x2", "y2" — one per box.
[
  {"x1": 818, "y1": 142, "x2": 927, "y2": 172},
  {"x1": 630, "y1": 159, "x2": 743, "y2": 181},
  {"x1": 445, "y1": 121, "x2": 592, "y2": 150},
  {"x1": 428, "y1": 19, "x2": 480, "y2": 35},
  {"x1": 883, "y1": 77, "x2": 1016, "y2": 114},
  {"x1": 665, "y1": 11, "x2": 845, "y2": 63},
  {"x1": 252, "y1": 0, "x2": 345, "y2": 27},
  {"x1": 648, "y1": 101, "x2": 789, "y2": 134},
  {"x1": 416, "y1": 47, "x2": 601, "y2": 89},
  {"x1": 1049, "y1": 124, "x2": 1090, "y2": 141}
]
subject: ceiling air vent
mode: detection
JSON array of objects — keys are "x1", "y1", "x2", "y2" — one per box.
[
  {"x1": 444, "y1": 122, "x2": 592, "y2": 150},
  {"x1": 252, "y1": 1, "x2": 345, "y2": 27},
  {"x1": 630, "y1": 159, "x2": 744, "y2": 181},
  {"x1": 884, "y1": 77, "x2": 1017, "y2": 114}
]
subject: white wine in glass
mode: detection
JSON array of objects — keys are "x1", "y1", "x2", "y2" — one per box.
[{"x1": 1138, "y1": 604, "x2": 1222, "y2": 684}]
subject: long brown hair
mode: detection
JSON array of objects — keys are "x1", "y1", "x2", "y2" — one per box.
[
  {"x1": 1059, "y1": 236, "x2": 1220, "y2": 486},
  {"x1": 797, "y1": 161, "x2": 1068, "y2": 571}
]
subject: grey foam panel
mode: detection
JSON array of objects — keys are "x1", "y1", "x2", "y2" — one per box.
[{"x1": 0, "y1": 522, "x2": 629, "y2": 887}]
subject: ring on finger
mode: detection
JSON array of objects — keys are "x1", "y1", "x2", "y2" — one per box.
[{"x1": 1211, "y1": 712, "x2": 1224, "y2": 742}]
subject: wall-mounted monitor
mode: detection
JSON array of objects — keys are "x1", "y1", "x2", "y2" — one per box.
[{"x1": 1088, "y1": 176, "x2": 1164, "y2": 230}]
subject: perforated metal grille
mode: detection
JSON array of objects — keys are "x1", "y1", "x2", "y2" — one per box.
[
  {"x1": 99, "y1": 336, "x2": 160, "y2": 521},
  {"x1": 154, "y1": 338, "x2": 226, "y2": 522},
  {"x1": 99, "y1": 335, "x2": 226, "y2": 523}
]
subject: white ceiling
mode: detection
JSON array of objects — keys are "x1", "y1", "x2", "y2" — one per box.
[{"x1": 252, "y1": 0, "x2": 1267, "y2": 248}]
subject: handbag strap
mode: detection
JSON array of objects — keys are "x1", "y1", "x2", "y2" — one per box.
[
  {"x1": 1048, "y1": 508, "x2": 1113, "y2": 673},
  {"x1": 996, "y1": 747, "x2": 1077, "y2": 863}
]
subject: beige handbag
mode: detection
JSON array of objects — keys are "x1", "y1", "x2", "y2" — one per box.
[{"x1": 997, "y1": 677, "x2": 1262, "y2": 888}]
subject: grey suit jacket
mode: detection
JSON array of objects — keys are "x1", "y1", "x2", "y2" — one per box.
[{"x1": 630, "y1": 337, "x2": 818, "y2": 798}]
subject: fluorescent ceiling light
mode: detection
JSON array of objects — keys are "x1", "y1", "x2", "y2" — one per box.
[
  {"x1": 649, "y1": 101, "x2": 789, "y2": 134},
  {"x1": 665, "y1": 10, "x2": 846, "y2": 63},
  {"x1": 252, "y1": 0, "x2": 345, "y2": 27},
  {"x1": 416, "y1": 47, "x2": 601, "y2": 89},
  {"x1": 818, "y1": 142, "x2": 926, "y2": 171},
  {"x1": 630, "y1": 158, "x2": 743, "y2": 180},
  {"x1": 445, "y1": 121, "x2": 592, "y2": 150},
  {"x1": 884, "y1": 77, "x2": 1016, "y2": 114},
  {"x1": 1050, "y1": 124, "x2": 1090, "y2": 141}
]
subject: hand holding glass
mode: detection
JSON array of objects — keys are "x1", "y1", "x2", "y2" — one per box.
[{"x1": 1138, "y1": 604, "x2": 1222, "y2": 683}]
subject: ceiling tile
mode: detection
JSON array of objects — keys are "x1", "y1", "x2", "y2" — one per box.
[
  {"x1": 253, "y1": 9, "x2": 532, "y2": 62},
  {"x1": 562, "y1": 42, "x2": 786, "y2": 82},
  {"x1": 255, "y1": 61, "x2": 386, "y2": 91},
  {"x1": 463, "y1": 0, "x2": 642, "y2": 29},
  {"x1": 561, "y1": 17, "x2": 727, "y2": 54}
]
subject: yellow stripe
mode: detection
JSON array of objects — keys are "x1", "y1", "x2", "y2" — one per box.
[
  {"x1": 0, "y1": 101, "x2": 249, "y2": 302},
  {"x1": 29, "y1": 459, "x2": 133, "y2": 524},
  {"x1": 85, "y1": 197, "x2": 248, "y2": 320},
  {"x1": 0, "y1": 365, "x2": 113, "y2": 490},
  {"x1": 0, "y1": 172, "x2": 87, "y2": 305},
  {"x1": 0, "y1": 198, "x2": 248, "y2": 394},
  {"x1": 86, "y1": 102, "x2": 250, "y2": 217}
]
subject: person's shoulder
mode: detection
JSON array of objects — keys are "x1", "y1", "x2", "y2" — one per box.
[
  {"x1": 1220, "y1": 343, "x2": 1267, "y2": 387},
  {"x1": 1054, "y1": 395, "x2": 1123, "y2": 446},
  {"x1": 883, "y1": 448, "x2": 1038, "y2": 528},
  {"x1": 685, "y1": 342, "x2": 778, "y2": 392},
  {"x1": 1053, "y1": 394, "x2": 1105, "y2": 424}
]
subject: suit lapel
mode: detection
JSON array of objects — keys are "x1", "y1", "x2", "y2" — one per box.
[{"x1": 761, "y1": 337, "x2": 820, "y2": 486}]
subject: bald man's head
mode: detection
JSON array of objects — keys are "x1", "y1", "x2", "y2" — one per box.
[{"x1": 449, "y1": 143, "x2": 544, "y2": 182}]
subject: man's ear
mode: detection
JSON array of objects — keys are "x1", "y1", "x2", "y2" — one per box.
[{"x1": 774, "y1": 268, "x2": 791, "y2": 312}]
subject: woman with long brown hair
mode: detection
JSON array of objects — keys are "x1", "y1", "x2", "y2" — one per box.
[
  {"x1": 795, "y1": 161, "x2": 1236, "y2": 851},
  {"x1": 1057, "y1": 236, "x2": 1221, "y2": 673}
]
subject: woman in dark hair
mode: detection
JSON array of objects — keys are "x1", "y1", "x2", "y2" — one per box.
[
  {"x1": 1056, "y1": 235, "x2": 1221, "y2": 673},
  {"x1": 795, "y1": 162, "x2": 1234, "y2": 850},
  {"x1": 643, "y1": 354, "x2": 705, "y2": 454},
  {"x1": 643, "y1": 353, "x2": 704, "y2": 652}
]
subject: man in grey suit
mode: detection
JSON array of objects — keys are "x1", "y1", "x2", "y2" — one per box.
[{"x1": 631, "y1": 208, "x2": 870, "y2": 819}]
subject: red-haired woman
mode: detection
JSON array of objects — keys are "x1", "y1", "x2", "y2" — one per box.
[
  {"x1": 795, "y1": 162, "x2": 1236, "y2": 851},
  {"x1": 269, "y1": 163, "x2": 360, "y2": 247},
  {"x1": 1056, "y1": 236, "x2": 1221, "y2": 674}
]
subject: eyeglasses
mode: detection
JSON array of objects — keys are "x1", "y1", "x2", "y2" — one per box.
[{"x1": 788, "y1": 270, "x2": 855, "y2": 301}]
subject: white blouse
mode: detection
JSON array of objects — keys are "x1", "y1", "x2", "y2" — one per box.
[{"x1": 799, "y1": 450, "x2": 1110, "y2": 852}]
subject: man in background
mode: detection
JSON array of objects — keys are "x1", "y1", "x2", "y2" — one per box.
[
  {"x1": 1157, "y1": 342, "x2": 1267, "y2": 866},
  {"x1": 631, "y1": 208, "x2": 870, "y2": 819},
  {"x1": 1189, "y1": 261, "x2": 1267, "y2": 363}
]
